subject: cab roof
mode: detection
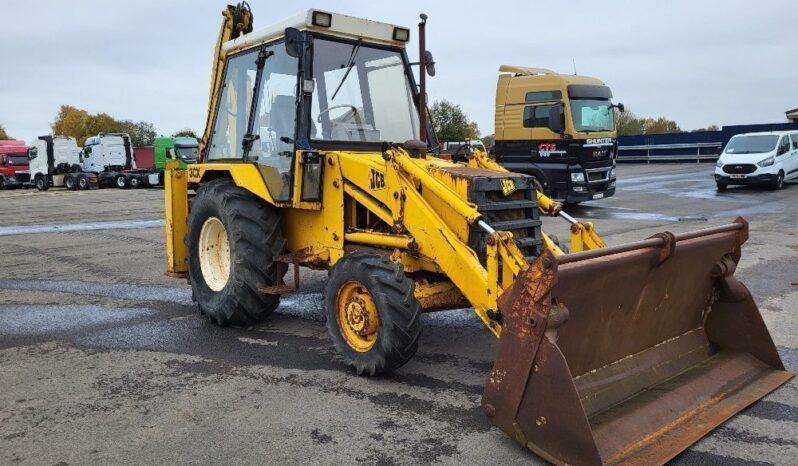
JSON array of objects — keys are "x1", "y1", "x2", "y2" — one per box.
[{"x1": 224, "y1": 9, "x2": 411, "y2": 54}]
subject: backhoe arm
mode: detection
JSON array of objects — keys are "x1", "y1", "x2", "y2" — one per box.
[{"x1": 199, "y1": 3, "x2": 254, "y2": 159}]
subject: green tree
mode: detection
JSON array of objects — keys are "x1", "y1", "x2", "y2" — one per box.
[
  {"x1": 691, "y1": 125, "x2": 719, "y2": 132},
  {"x1": 430, "y1": 100, "x2": 479, "y2": 142},
  {"x1": 51, "y1": 105, "x2": 157, "y2": 146},
  {"x1": 613, "y1": 108, "x2": 681, "y2": 136},
  {"x1": 0, "y1": 124, "x2": 11, "y2": 140},
  {"x1": 172, "y1": 128, "x2": 198, "y2": 138}
]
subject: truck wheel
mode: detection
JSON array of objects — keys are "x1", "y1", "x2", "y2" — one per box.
[
  {"x1": 186, "y1": 178, "x2": 286, "y2": 326},
  {"x1": 65, "y1": 175, "x2": 76, "y2": 191},
  {"x1": 325, "y1": 253, "x2": 422, "y2": 376},
  {"x1": 772, "y1": 171, "x2": 785, "y2": 190},
  {"x1": 0, "y1": 178, "x2": 5, "y2": 190},
  {"x1": 130, "y1": 176, "x2": 141, "y2": 189},
  {"x1": 115, "y1": 174, "x2": 129, "y2": 189},
  {"x1": 77, "y1": 174, "x2": 89, "y2": 190},
  {"x1": 35, "y1": 176, "x2": 48, "y2": 191}
]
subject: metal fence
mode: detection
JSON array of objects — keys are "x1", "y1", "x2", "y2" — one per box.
[{"x1": 617, "y1": 142, "x2": 721, "y2": 163}]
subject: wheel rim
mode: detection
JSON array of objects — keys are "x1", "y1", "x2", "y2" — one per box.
[
  {"x1": 198, "y1": 217, "x2": 231, "y2": 292},
  {"x1": 336, "y1": 281, "x2": 380, "y2": 352},
  {"x1": 117, "y1": 177, "x2": 125, "y2": 188}
]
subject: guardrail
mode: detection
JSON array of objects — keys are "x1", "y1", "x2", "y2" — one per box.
[{"x1": 617, "y1": 142, "x2": 722, "y2": 163}]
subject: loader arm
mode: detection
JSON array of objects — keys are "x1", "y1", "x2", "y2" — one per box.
[{"x1": 199, "y1": 3, "x2": 253, "y2": 159}]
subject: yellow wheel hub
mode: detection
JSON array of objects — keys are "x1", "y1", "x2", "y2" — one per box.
[
  {"x1": 336, "y1": 281, "x2": 380, "y2": 352},
  {"x1": 198, "y1": 216, "x2": 231, "y2": 292}
]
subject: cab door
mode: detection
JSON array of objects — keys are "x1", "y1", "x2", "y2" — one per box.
[{"x1": 788, "y1": 134, "x2": 798, "y2": 180}]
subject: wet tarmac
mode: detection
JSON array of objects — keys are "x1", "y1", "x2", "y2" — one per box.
[{"x1": 0, "y1": 163, "x2": 796, "y2": 465}]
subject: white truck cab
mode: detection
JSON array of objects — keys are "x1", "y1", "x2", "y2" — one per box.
[
  {"x1": 715, "y1": 131, "x2": 798, "y2": 190},
  {"x1": 27, "y1": 135, "x2": 96, "y2": 191},
  {"x1": 82, "y1": 133, "x2": 135, "y2": 173}
]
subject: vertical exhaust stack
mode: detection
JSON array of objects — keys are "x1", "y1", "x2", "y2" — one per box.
[
  {"x1": 483, "y1": 218, "x2": 794, "y2": 465},
  {"x1": 418, "y1": 14, "x2": 427, "y2": 149}
]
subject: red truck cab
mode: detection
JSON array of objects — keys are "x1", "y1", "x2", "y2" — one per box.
[{"x1": 0, "y1": 139, "x2": 31, "y2": 189}]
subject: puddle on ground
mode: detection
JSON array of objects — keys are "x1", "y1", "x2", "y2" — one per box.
[{"x1": 0, "y1": 304, "x2": 155, "y2": 335}]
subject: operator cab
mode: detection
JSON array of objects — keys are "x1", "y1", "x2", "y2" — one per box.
[{"x1": 205, "y1": 9, "x2": 423, "y2": 203}]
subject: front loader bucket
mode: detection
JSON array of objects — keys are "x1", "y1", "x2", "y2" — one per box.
[{"x1": 482, "y1": 218, "x2": 794, "y2": 466}]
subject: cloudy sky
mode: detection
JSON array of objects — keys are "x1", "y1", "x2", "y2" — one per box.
[{"x1": 2, "y1": 0, "x2": 796, "y2": 142}]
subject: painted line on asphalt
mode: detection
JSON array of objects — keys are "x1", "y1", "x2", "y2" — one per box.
[{"x1": 0, "y1": 219, "x2": 164, "y2": 236}]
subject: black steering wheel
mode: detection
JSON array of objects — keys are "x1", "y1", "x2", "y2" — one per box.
[{"x1": 452, "y1": 143, "x2": 472, "y2": 163}]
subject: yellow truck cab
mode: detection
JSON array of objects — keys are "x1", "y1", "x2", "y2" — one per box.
[{"x1": 494, "y1": 66, "x2": 621, "y2": 204}]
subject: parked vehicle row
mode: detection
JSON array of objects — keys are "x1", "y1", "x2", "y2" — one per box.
[{"x1": 0, "y1": 133, "x2": 199, "y2": 191}]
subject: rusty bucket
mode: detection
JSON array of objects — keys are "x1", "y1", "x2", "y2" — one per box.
[{"x1": 482, "y1": 218, "x2": 794, "y2": 466}]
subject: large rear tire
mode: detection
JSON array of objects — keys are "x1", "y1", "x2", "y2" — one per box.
[
  {"x1": 77, "y1": 174, "x2": 89, "y2": 190},
  {"x1": 64, "y1": 175, "x2": 76, "y2": 191},
  {"x1": 186, "y1": 178, "x2": 286, "y2": 326},
  {"x1": 325, "y1": 254, "x2": 421, "y2": 376}
]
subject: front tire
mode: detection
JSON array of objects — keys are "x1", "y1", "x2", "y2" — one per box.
[
  {"x1": 325, "y1": 254, "x2": 422, "y2": 376},
  {"x1": 186, "y1": 178, "x2": 286, "y2": 326},
  {"x1": 716, "y1": 182, "x2": 727, "y2": 191},
  {"x1": 35, "y1": 176, "x2": 48, "y2": 191},
  {"x1": 0, "y1": 178, "x2": 5, "y2": 190}
]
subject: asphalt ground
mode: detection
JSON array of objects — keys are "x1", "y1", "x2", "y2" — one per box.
[{"x1": 0, "y1": 163, "x2": 796, "y2": 465}]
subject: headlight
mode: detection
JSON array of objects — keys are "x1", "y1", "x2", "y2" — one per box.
[
  {"x1": 757, "y1": 156, "x2": 775, "y2": 167},
  {"x1": 570, "y1": 172, "x2": 585, "y2": 182},
  {"x1": 610, "y1": 168, "x2": 617, "y2": 179},
  {"x1": 716, "y1": 159, "x2": 723, "y2": 168}
]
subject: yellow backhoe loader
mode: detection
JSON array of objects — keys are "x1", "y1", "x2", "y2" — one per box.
[{"x1": 164, "y1": 5, "x2": 793, "y2": 465}]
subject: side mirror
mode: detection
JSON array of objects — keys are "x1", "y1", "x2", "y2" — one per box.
[
  {"x1": 548, "y1": 103, "x2": 564, "y2": 134},
  {"x1": 778, "y1": 145, "x2": 788, "y2": 156},
  {"x1": 424, "y1": 51, "x2": 436, "y2": 77},
  {"x1": 616, "y1": 102, "x2": 625, "y2": 113},
  {"x1": 285, "y1": 27, "x2": 312, "y2": 58}
]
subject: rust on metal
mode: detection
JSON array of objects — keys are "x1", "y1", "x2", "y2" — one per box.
[
  {"x1": 275, "y1": 247, "x2": 329, "y2": 270},
  {"x1": 259, "y1": 262, "x2": 300, "y2": 295},
  {"x1": 482, "y1": 220, "x2": 794, "y2": 465}
]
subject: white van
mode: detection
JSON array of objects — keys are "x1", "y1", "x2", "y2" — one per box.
[{"x1": 715, "y1": 131, "x2": 798, "y2": 190}]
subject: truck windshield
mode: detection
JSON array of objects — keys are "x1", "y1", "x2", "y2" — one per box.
[
  {"x1": 724, "y1": 135, "x2": 779, "y2": 154},
  {"x1": 7, "y1": 154, "x2": 28, "y2": 165},
  {"x1": 569, "y1": 99, "x2": 614, "y2": 133},
  {"x1": 175, "y1": 146, "x2": 198, "y2": 162},
  {"x1": 311, "y1": 38, "x2": 419, "y2": 143}
]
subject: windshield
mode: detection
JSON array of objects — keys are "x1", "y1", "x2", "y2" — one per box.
[
  {"x1": 311, "y1": 38, "x2": 419, "y2": 143},
  {"x1": 6, "y1": 154, "x2": 28, "y2": 165},
  {"x1": 176, "y1": 146, "x2": 198, "y2": 161},
  {"x1": 724, "y1": 135, "x2": 779, "y2": 154},
  {"x1": 569, "y1": 99, "x2": 614, "y2": 133}
]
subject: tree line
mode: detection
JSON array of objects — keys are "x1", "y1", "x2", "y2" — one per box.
[{"x1": 0, "y1": 106, "x2": 198, "y2": 146}]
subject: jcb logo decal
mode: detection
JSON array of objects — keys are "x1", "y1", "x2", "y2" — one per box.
[
  {"x1": 370, "y1": 169, "x2": 385, "y2": 190},
  {"x1": 500, "y1": 179, "x2": 516, "y2": 196},
  {"x1": 188, "y1": 167, "x2": 200, "y2": 179}
]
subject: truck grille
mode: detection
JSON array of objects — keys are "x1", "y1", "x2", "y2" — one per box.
[
  {"x1": 14, "y1": 173, "x2": 30, "y2": 183},
  {"x1": 723, "y1": 164, "x2": 757, "y2": 174}
]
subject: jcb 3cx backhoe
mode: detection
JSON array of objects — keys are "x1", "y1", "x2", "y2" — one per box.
[{"x1": 164, "y1": 5, "x2": 793, "y2": 465}]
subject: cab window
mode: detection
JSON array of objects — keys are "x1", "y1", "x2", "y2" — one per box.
[
  {"x1": 207, "y1": 50, "x2": 258, "y2": 160},
  {"x1": 523, "y1": 105, "x2": 563, "y2": 129},
  {"x1": 778, "y1": 136, "x2": 791, "y2": 155},
  {"x1": 791, "y1": 134, "x2": 798, "y2": 150}
]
